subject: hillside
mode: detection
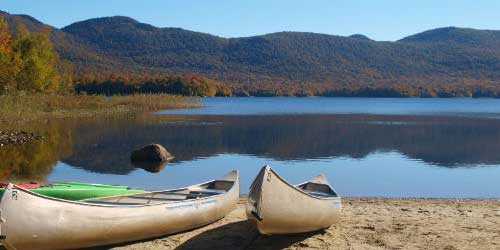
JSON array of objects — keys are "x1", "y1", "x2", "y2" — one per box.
[
  {"x1": 60, "y1": 16, "x2": 500, "y2": 95},
  {"x1": 399, "y1": 27, "x2": 500, "y2": 49},
  {"x1": 3, "y1": 11, "x2": 500, "y2": 96}
]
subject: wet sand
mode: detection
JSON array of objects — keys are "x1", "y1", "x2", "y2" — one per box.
[{"x1": 90, "y1": 197, "x2": 500, "y2": 250}]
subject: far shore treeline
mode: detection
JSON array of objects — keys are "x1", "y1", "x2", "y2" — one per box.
[
  {"x1": 75, "y1": 78, "x2": 500, "y2": 98},
  {"x1": 75, "y1": 74, "x2": 232, "y2": 97},
  {"x1": 2, "y1": 13, "x2": 500, "y2": 98}
]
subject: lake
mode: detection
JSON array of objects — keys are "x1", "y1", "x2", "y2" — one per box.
[{"x1": 3, "y1": 97, "x2": 500, "y2": 198}]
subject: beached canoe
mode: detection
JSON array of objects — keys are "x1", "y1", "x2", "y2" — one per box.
[
  {"x1": 0, "y1": 170, "x2": 239, "y2": 250},
  {"x1": 0, "y1": 181, "x2": 145, "y2": 201},
  {"x1": 246, "y1": 166, "x2": 341, "y2": 234}
]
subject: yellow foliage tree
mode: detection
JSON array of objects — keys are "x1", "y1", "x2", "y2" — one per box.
[{"x1": 13, "y1": 27, "x2": 61, "y2": 93}]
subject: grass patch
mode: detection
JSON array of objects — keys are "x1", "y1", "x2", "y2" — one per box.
[{"x1": 0, "y1": 93, "x2": 201, "y2": 123}]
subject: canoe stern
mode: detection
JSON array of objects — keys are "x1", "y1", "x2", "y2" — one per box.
[{"x1": 246, "y1": 166, "x2": 269, "y2": 223}]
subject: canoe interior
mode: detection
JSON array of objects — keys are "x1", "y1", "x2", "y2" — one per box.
[
  {"x1": 297, "y1": 182, "x2": 338, "y2": 198},
  {"x1": 0, "y1": 182, "x2": 145, "y2": 201},
  {"x1": 83, "y1": 180, "x2": 234, "y2": 206}
]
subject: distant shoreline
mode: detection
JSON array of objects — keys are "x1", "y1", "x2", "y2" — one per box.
[{"x1": 201, "y1": 95, "x2": 500, "y2": 98}]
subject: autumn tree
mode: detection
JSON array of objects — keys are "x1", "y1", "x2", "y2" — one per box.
[
  {"x1": 57, "y1": 60, "x2": 74, "y2": 94},
  {"x1": 0, "y1": 16, "x2": 11, "y2": 53},
  {"x1": 0, "y1": 16, "x2": 17, "y2": 94},
  {"x1": 13, "y1": 26, "x2": 61, "y2": 93}
]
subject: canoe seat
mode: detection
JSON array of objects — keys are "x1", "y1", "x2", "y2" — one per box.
[
  {"x1": 128, "y1": 196, "x2": 186, "y2": 202},
  {"x1": 85, "y1": 200, "x2": 143, "y2": 206},
  {"x1": 158, "y1": 191, "x2": 190, "y2": 196},
  {"x1": 304, "y1": 190, "x2": 336, "y2": 198},
  {"x1": 205, "y1": 180, "x2": 234, "y2": 190},
  {"x1": 189, "y1": 189, "x2": 225, "y2": 196}
]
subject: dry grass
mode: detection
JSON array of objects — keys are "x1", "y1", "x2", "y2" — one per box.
[{"x1": 0, "y1": 93, "x2": 201, "y2": 123}]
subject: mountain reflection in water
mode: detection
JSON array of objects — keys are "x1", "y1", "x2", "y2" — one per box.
[
  {"x1": 2, "y1": 114, "x2": 500, "y2": 185},
  {"x1": 65, "y1": 115, "x2": 500, "y2": 171}
]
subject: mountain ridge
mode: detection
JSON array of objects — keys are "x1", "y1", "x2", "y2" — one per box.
[
  {"x1": 5, "y1": 11, "x2": 499, "y2": 43},
  {"x1": 349, "y1": 34, "x2": 372, "y2": 41},
  {"x1": 2, "y1": 11, "x2": 500, "y2": 96}
]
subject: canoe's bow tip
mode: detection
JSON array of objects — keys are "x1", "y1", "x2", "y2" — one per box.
[
  {"x1": 220, "y1": 169, "x2": 238, "y2": 181},
  {"x1": 309, "y1": 174, "x2": 330, "y2": 185}
]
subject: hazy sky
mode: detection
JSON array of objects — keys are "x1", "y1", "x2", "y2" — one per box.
[{"x1": 1, "y1": 0, "x2": 499, "y2": 41}]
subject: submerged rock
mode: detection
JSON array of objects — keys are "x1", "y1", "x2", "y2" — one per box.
[{"x1": 130, "y1": 144, "x2": 173, "y2": 163}]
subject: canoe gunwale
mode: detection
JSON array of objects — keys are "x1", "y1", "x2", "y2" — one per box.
[
  {"x1": 5, "y1": 170, "x2": 239, "y2": 208},
  {"x1": 264, "y1": 166, "x2": 340, "y2": 201},
  {"x1": 47, "y1": 182, "x2": 130, "y2": 188}
]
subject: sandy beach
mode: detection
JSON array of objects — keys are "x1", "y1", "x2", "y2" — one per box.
[{"x1": 86, "y1": 197, "x2": 500, "y2": 250}]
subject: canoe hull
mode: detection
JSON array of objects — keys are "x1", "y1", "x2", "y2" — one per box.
[
  {"x1": 246, "y1": 167, "x2": 341, "y2": 234},
  {"x1": 0, "y1": 172, "x2": 239, "y2": 250}
]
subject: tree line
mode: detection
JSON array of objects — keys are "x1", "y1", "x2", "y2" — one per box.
[
  {"x1": 223, "y1": 80, "x2": 500, "y2": 98},
  {"x1": 75, "y1": 74, "x2": 232, "y2": 97}
]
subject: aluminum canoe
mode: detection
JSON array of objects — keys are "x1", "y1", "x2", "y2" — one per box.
[
  {"x1": 0, "y1": 170, "x2": 239, "y2": 250},
  {"x1": 246, "y1": 166, "x2": 341, "y2": 234}
]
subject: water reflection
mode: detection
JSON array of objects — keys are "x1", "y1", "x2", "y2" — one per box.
[
  {"x1": 64, "y1": 114, "x2": 500, "y2": 170},
  {"x1": 131, "y1": 161, "x2": 169, "y2": 173},
  {"x1": 0, "y1": 121, "x2": 73, "y2": 182},
  {"x1": 3, "y1": 114, "x2": 500, "y2": 182}
]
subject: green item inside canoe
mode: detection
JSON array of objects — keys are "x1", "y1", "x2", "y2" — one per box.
[{"x1": 0, "y1": 181, "x2": 145, "y2": 201}]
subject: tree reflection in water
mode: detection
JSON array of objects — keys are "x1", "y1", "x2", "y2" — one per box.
[{"x1": 3, "y1": 114, "x2": 500, "y2": 181}]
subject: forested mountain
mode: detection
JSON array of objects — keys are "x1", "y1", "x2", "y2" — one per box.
[
  {"x1": 400, "y1": 27, "x2": 500, "y2": 49},
  {"x1": 3, "y1": 11, "x2": 500, "y2": 97}
]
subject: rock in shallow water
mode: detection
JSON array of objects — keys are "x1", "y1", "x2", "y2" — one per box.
[{"x1": 130, "y1": 144, "x2": 173, "y2": 162}]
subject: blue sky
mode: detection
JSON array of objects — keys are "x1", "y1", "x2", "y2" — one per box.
[{"x1": 1, "y1": 0, "x2": 499, "y2": 41}]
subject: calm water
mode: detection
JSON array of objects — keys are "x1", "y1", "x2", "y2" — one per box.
[
  {"x1": 3, "y1": 97, "x2": 500, "y2": 198},
  {"x1": 159, "y1": 97, "x2": 500, "y2": 117}
]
